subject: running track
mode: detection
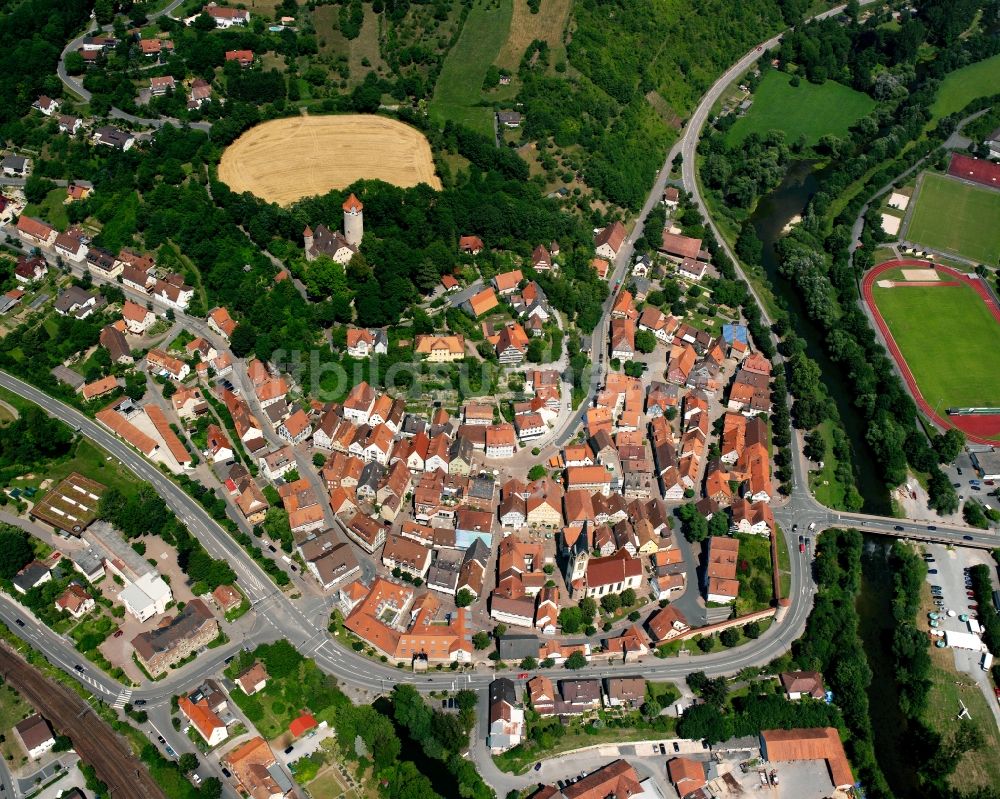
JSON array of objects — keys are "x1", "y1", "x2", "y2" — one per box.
[{"x1": 862, "y1": 259, "x2": 1000, "y2": 444}]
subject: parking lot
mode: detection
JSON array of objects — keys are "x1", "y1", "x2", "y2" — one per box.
[{"x1": 924, "y1": 543, "x2": 1000, "y2": 730}]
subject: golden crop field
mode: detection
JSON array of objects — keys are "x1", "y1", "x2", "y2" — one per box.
[{"x1": 218, "y1": 114, "x2": 442, "y2": 205}]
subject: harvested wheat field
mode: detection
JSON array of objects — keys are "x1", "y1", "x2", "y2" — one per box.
[{"x1": 218, "y1": 114, "x2": 441, "y2": 205}]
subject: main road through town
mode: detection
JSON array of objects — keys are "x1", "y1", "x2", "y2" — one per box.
[{"x1": 1, "y1": 0, "x2": 992, "y2": 778}]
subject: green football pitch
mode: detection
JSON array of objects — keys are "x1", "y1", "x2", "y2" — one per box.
[
  {"x1": 905, "y1": 172, "x2": 1000, "y2": 265},
  {"x1": 871, "y1": 279, "x2": 1000, "y2": 411}
]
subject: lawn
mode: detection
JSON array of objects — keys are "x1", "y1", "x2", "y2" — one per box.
[
  {"x1": 809, "y1": 420, "x2": 847, "y2": 509},
  {"x1": 22, "y1": 187, "x2": 69, "y2": 231},
  {"x1": 305, "y1": 765, "x2": 358, "y2": 799},
  {"x1": 930, "y1": 53, "x2": 1000, "y2": 120},
  {"x1": 734, "y1": 533, "x2": 774, "y2": 614},
  {"x1": 0, "y1": 681, "x2": 34, "y2": 766},
  {"x1": 429, "y1": 0, "x2": 513, "y2": 137},
  {"x1": 8, "y1": 437, "x2": 141, "y2": 499},
  {"x1": 906, "y1": 172, "x2": 1000, "y2": 264},
  {"x1": 725, "y1": 71, "x2": 876, "y2": 148},
  {"x1": 872, "y1": 278, "x2": 1000, "y2": 412}
]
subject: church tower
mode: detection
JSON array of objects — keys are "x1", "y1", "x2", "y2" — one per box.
[{"x1": 342, "y1": 193, "x2": 363, "y2": 247}]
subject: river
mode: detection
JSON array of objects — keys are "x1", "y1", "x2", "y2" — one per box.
[{"x1": 748, "y1": 161, "x2": 891, "y2": 514}]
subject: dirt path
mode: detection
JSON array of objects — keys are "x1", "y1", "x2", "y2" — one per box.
[{"x1": 0, "y1": 646, "x2": 167, "y2": 799}]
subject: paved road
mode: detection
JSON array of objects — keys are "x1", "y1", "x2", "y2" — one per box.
[{"x1": 57, "y1": 0, "x2": 212, "y2": 134}]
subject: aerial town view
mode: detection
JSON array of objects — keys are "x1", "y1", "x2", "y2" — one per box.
[{"x1": 1, "y1": 1, "x2": 1000, "y2": 799}]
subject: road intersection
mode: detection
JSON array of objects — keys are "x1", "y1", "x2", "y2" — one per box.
[{"x1": 2, "y1": 0, "x2": 995, "y2": 784}]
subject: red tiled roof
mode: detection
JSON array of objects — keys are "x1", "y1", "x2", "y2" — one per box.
[{"x1": 289, "y1": 713, "x2": 317, "y2": 738}]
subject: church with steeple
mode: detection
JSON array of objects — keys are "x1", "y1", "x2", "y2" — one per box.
[{"x1": 303, "y1": 193, "x2": 364, "y2": 264}]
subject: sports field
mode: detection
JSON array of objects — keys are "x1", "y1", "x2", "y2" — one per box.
[
  {"x1": 930, "y1": 52, "x2": 1000, "y2": 119},
  {"x1": 906, "y1": 172, "x2": 1000, "y2": 264},
  {"x1": 218, "y1": 115, "x2": 441, "y2": 204},
  {"x1": 429, "y1": 0, "x2": 512, "y2": 137},
  {"x1": 725, "y1": 71, "x2": 875, "y2": 148},
  {"x1": 870, "y1": 278, "x2": 1000, "y2": 411}
]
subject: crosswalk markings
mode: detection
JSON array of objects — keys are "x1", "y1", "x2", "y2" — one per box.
[{"x1": 113, "y1": 689, "x2": 132, "y2": 709}]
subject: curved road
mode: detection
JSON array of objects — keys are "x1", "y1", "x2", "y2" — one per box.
[
  {"x1": 2, "y1": 0, "x2": 993, "y2": 782},
  {"x1": 57, "y1": 0, "x2": 212, "y2": 134}
]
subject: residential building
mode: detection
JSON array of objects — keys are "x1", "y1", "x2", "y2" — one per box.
[
  {"x1": 236, "y1": 663, "x2": 268, "y2": 695},
  {"x1": 222, "y1": 738, "x2": 290, "y2": 799},
  {"x1": 14, "y1": 716, "x2": 55, "y2": 760},
  {"x1": 14, "y1": 255, "x2": 47, "y2": 283},
  {"x1": 208, "y1": 307, "x2": 237, "y2": 339},
  {"x1": 92, "y1": 125, "x2": 135, "y2": 151},
  {"x1": 179, "y1": 695, "x2": 228, "y2": 746},
  {"x1": 594, "y1": 221, "x2": 626, "y2": 260},
  {"x1": 12, "y1": 562, "x2": 51, "y2": 594},
  {"x1": 346, "y1": 327, "x2": 388, "y2": 358},
  {"x1": 203, "y1": 3, "x2": 250, "y2": 26},
  {"x1": 603, "y1": 676, "x2": 646, "y2": 708},
  {"x1": 485, "y1": 424, "x2": 516, "y2": 458},
  {"x1": 415, "y1": 335, "x2": 465, "y2": 362},
  {"x1": 646, "y1": 604, "x2": 690, "y2": 643},
  {"x1": 146, "y1": 348, "x2": 190, "y2": 381},
  {"x1": 55, "y1": 583, "x2": 95, "y2": 619},
  {"x1": 382, "y1": 533, "x2": 432, "y2": 579},
  {"x1": 705, "y1": 536, "x2": 739, "y2": 604},
  {"x1": 131, "y1": 598, "x2": 218, "y2": 677},
  {"x1": 779, "y1": 671, "x2": 825, "y2": 700},
  {"x1": 492, "y1": 270, "x2": 524, "y2": 296},
  {"x1": 488, "y1": 678, "x2": 523, "y2": 752},
  {"x1": 465, "y1": 287, "x2": 499, "y2": 318},
  {"x1": 17, "y1": 216, "x2": 57, "y2": 246},
  {"x1": 122, "y1": 300, "x2": 155, "y2": 334},
  {"x1": 344, "y1": 512, "x2": 387, "y2": 553},
  {"x1": 278, "y1": 408, "x2": 312, "y2": 444}
]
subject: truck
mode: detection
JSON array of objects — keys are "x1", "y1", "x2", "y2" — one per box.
[{"x1": 981, "y1": 652, "x2": 993, "y2": 671}]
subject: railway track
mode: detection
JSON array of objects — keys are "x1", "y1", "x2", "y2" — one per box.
[{"x1": 0, "y1": 646, "x2": 167, "y2": 799}]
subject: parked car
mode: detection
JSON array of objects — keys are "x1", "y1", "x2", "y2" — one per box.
[
  {"x1": 221, "y1": 768, "x2": 232, "y2": 779},
  {"x1": 534, "y1": 763, "x2": 542, "y2": 772},
  {"x1": 157, "y1": 736, "x2": 166, "y2": 744},
  {"x1": 284, "y1": 746, "x2": 294, "y2": 755},
  {"x1": 928, "y1": 569, "x2": 938, "y2": 574},
  {"x1": 114, "y1": 629, "x2": 123, "y2": 638}
]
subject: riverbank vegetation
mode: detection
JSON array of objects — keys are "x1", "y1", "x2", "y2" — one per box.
[{"x1": 701, "y1": 0, "x2": 1000, "y2": 513}]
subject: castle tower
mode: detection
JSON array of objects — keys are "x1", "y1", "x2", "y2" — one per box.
[
  {"x1": 303, "y1": 225, "x2": 314, "y2": 261},
  {"x1": 342, "y1": 193, "x2": 363, "y2": 247}
]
